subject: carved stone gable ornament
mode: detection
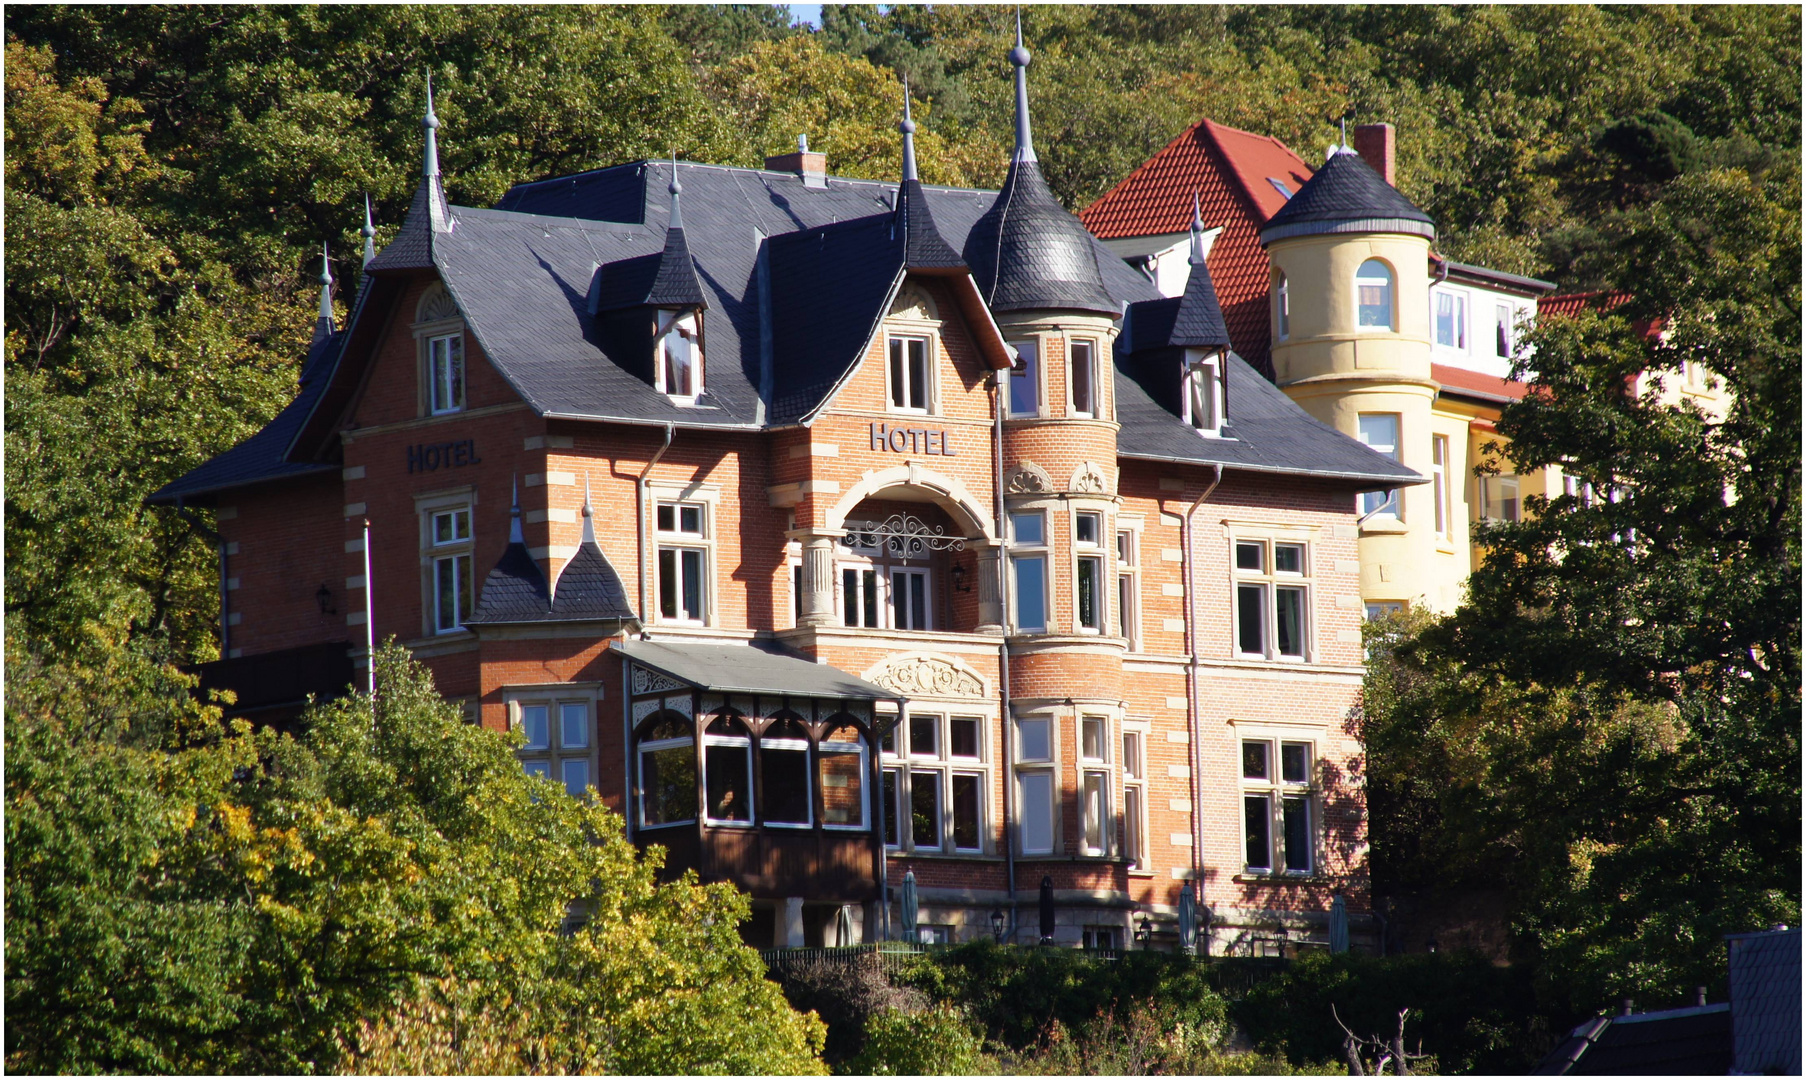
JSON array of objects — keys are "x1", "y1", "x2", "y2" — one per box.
[
  {"x1": 863, "y1": 654, "x2": 987, "y2": 699},
  {"x1": 1004, "y1": 461, "x2": 1054, "y2": 495},
  {"x1": 418, "y1": 286, "x2": 460, "y2": 323},
  {"x1": 1070, "y1": 460, "x2": 1113, "y2": 494}
]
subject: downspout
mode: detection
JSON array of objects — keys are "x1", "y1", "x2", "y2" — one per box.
[
  {"x1": 636, "y1": 423, "x2": 676, "y2": 634},
  {"x1": 1180, "y1": 462, "x2": 1224, "y2": 944},
  {"x1": 993, "y1": 368, "x2": 1018, "y2": 942},
  {"x1": 175, "y1": 496, "x2": 228, "y2": 655}
]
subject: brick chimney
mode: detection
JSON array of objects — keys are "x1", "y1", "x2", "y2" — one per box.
[
  {"x1": 1353, "y1": 123, "x2": 1396, "y2": 187},
  {"x1": 764, "y1": 133, "x2": 827, "y2": 189}
]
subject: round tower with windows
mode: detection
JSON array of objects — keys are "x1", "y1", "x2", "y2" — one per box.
[{"x1": 1261, "y1": 149, "x2": 1437, "y2": 606}]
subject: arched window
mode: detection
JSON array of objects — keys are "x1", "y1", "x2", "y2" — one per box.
[
  {"x1": 1275, "y1": 272, "x2": 1290, "y2": 340},
  {"x1": 760, "y1": 716, "x2": 812, "y2": 827},
  {"x1": 704, "y1": 713, "x2": 753, "y2": 824},
  {"x1": 656, "y1": 308, "x2": 702, "y2": 400},
  {"x1": 637, "y1": 712, "x2": 696, "y2": 828},
  {"x1": 818, "y1": 720, "x2": 869, "y2": 829},
  {"x1": 1184, "y1": 350, "x2": 1225, "y2": 438},
  {"x1": 1356, "y1": 260, "x2": 1394, "y2": 330}
]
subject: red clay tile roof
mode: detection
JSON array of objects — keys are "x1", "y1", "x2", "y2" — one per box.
[
  {"x1": 1081, "y1": 120, "x2": 1315, "y2": 378},
  {"x1": 1538, "y1": 291, "x2": 1633, "y2": 319},
  {"x1": 1433, "y1": 362, "x2": 1529, "y2": 404}
]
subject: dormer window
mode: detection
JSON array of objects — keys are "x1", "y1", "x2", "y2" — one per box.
[
  {"x1": 1184, "y1": 351, "x2": 1226, "y2": 438},
  {"x1": 656, "y1": 309, "x2": 702, "y2": 400}
]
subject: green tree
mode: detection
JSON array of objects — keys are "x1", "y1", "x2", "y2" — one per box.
[{"x1": 5, "y1": 639, "x2": 827, "y2": 1074}]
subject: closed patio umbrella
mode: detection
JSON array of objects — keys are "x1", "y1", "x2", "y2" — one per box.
[
  {"x1": 1038, "y1": 876, "x2": 1056, "y2": 944},
  {"x1": 1179, "y1": 886, "x2": 1197, "y2": 955},
  {"x1": 900, "y1": 870, "x2": 918, "y2": 943},
  {"x1": 1329, "y1": 894, "x2": 1349, "y2": 954},
  {"x1": 835, "y1": 904, "x2": 857, "y2": 948}
]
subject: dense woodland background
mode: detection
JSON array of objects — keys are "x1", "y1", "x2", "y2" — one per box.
[{"x1": 5, "y1": 6, "x2": 1800, "y2": 1074}]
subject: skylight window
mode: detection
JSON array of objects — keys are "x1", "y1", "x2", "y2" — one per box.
[{"x1": 1267, "y1": 177, "x2": 1294, "y2": 200}]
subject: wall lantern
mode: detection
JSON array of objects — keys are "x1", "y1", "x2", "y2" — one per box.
[
  {"x1": 316, "y1": 583, "x2": 336, "y2": 616},
  {"x1": 950, "y1": 562, "x2": 971, "y2": 593},
  {"x1": 990, "y1": 907, "x2": 1006, "y2": 945},
  {"x1": 1134, "y1": 914, "x2": 1153, "y2": 945}
]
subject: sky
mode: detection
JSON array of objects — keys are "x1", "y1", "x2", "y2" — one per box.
[{"x1": 791, "y1": 4, "x2": 822, "y2": 29}]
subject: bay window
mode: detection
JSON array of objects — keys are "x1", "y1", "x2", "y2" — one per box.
[
  {"x1": 760, "y1": 717, "x2": 811, "y2": 827},
  {"x1": 1079, "y1": 715, "x2": 1110, "y2": 857},
  {"x1": 1122, "y1": 729, "x2": 1147, "y2": 870},
  {"x1": 1356, "y1": 259, "x2": 1394, "y2": 330},
  {"x1": 703, "y1": 714, "x2": 753, "y2": 824},
  {"x1": 1075, "y1": 511, "x2": 1104, "y2": 633}
]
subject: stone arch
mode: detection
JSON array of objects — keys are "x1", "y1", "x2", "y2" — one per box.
[
  {"x1": 826, "y1": 464, "x2": 995, "y2": 543},
  {"x1": 861, "y1": 652, "x2": 990, "y2": 700}
]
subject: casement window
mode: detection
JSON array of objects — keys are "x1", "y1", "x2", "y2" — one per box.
[
  {"x1": 1069, "y1": 338, "x2": 1097, "y2": 418},
  {"x1": 655, "y1": 500, "x2": 709, "y2": 623},
  {"x1": 1355, "y1": 259, "x2": 1394, "y2": 330},
  {"x1": 1357, "y1": 414, "x2": 1401, "y2": 518},
  {"x1": 1495, "y1": 302, "x2": 1514, "y2": 359},
  {"x1": 880, "y1": 712, "x2": 986, "y2": 854},
  {"x1": 1083, "y1": 926, "x2": 1120, "y2": 952},
  {"x1": 760, "y1": 716, "x2": 812, "y2": 828},
  {"x1": 818, "y1": 721, "x2": 869, "y2": 830},
  {"x1": 838, "y1": 534, "x2": 933, "y2": 631},
  {"x1": 1480, "y1": 474, "x2": 1521, "y2": 523},
  {"x1": 1015, "y1": 713, "x2": 1055, "y2": 855},
  {"x1": 1075, "y1": 511, "x2": 1105, "y2": 633},
  {"x1": 428, "y1": 333, "x2": 466, "y2": 414},
  {"x1": 888, "y1": 334, "x2": 931, "y2": 412},
  {"x1": 429, "y1": 506, "x2": 474, "y2": 634},
  {"x1": 1275, "y1": 272, "x2": 1290, "y2": 340},
  {"x1": 1121, "y1": 729, "x2": 1147, "y2": 870},
  {"x1": 1431, "y1": 435, "x2": 1451, "y2": 538},
  {"x1": 1079, "y1": 715, "x2": 1111, "y2": 857},
  {"x1": 1007, "y1": 339, "x2": 1040, "y2": 417},
  {"x1": 656, "y1": 309, "x2": 703, "y2": 400},
  {"x1": 842, "y1": 566, "x2": 880, "y2": 627},
  {"x1": 1116, "y1": 528, "x2": 1141, "y2": 649},
  {"x1": 516, "y1": 698, "x2": 594, "y2": 798},
  {"x1": 1241, "y1": 736, "x2": 1315, "y2": 875},
  {"x1": 636, "y1": 711, "x2": 698, "y2": 828},
  {"x1": 1184, "y1": 352, "x2": 1226, "y2": 437},
  {"x1": 1233, "y1": 538, "x2": 1310, "y2": 661},
  {"x1": 1434, "y1": 289, "x2": 1468, "y2": 350},
  {"x1": 703, "y1": 714, "x2": 754, "y2": 825},
  {"x1": 1365, "y1": 601, "x2": 1406, "y2": 621},
  {"x1": 891, "y1": 568, "x2": 930, "y2": 631},
  {"x1": 1009, "y1": 511, "x2": 1048, "y2": 632}
]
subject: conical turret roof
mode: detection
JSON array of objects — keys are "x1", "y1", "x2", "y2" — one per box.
[
  {"x1": 1259, "y1": 148, "x2": 1433, "y2": 245},
  {"x1": 893, "y1": 84, "x2": 963, "y2": 271}
]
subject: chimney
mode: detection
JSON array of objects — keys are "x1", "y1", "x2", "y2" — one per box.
[
  {"x1": 1354, "y1": 123, "x2": 1396, "y2": 187},
  {"x1": 765, "y1": 133, "x2": 827, "y2": 189}
]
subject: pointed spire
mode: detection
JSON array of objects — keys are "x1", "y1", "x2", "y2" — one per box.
[
  {"x1": 317, "y1": 242, "x2": 335, "y2": 322},
  {"x1": 509, "y1": 475, "x2": 524, "y2": 545},
  {"x1": 422, "y1": 71, "x2": 441, "y2": 180},
  {"x1": 361, "y1": 193, "x2": 377, "y2": 266},
  {"x1": 1010, "y1": 9, "x2": 1036, "y2": 163},
  {"x1": 580, "y1": 475, "x2": 597, "y2": 547},
  {"x1": 1188, "y1": 191, "x2": 1208, "y2": 266},
  {"x1": 420, "y1": 72, "x2": 453, "y2": 234},
  {"x1": 899, "y1": 79, "x2": 919, "y2": 183},
  {"x1": 667, "y1": 150, "x2": 685, "y2": 231}
]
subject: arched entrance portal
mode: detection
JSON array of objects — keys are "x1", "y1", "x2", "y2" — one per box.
[{"x1": 796, "y1": 467, "x2": 1001, "y2": 633}]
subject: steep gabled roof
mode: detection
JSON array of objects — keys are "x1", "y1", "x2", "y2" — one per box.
[{"x1": 1081, "y1": 119, "x2": 1315, "y2": 377}]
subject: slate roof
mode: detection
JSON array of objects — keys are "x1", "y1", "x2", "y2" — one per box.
[
  {"x1": 465, "y1": 523, "x2": 554, "y2": 626},
  {"x1": 619, "y1": 639, "x2": 897, "y2": 700},
  {"x1": 1728, "y1": 927, "x2": 1801, "y2": 1075},
  {"x1": 1080, "y1": 118, "x2": 1314, "y2": 377},
  {"x1": 964, "y1": 158, "x2": 1119, "y2": 316},
  {"x1": 1535, "y1": 1006, "x2": 1733, "y2": 1075},
  {"x1": 1260, "y1": 148, "x2": 1435, "y2": 244},
  {"x1": 1113, "y1": 346, "x2": 1425, "y2": 488},
  {"x1": 1129, "y1": 246, "x2": 1232, "y2": 352}
]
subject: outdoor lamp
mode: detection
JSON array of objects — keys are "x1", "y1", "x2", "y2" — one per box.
[
  {"x1": 990, "y1": 907, "x2": 1006, "y2": 944},
  {"x1": 316, "y1": 583, "x2": 335, "y2": 615},
  {"x1": 1135, "y1": 914, "x2": 1152, "y2": 945}
]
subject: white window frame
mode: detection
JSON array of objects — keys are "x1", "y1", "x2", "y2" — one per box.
[
  {"x1": 1237, "y1": 730, "x2": 1318, "y2": 876},
  {"x1": 1479, "y1": 473, "x2": 1522, "y2": 523},
  {"x1": 1232, "y1": 535, "x2": 1311, "y2": 662},
  {"x1": 508, "y1": 685, "x2": 602, "y2": 800},
  {"x1": 758, "y1": 718, "x2": 814, "y2": 829},
  {"x1": 654, "y1": 496, "x2": 713, "y2": 625},
  {"x1": 1183, "y1": 350, "x2": 1226, "y2": 438},
  {"x1": 880, "y1": 711, "x2": 990, "y2": 854},
  {"x1": 1009, "y1": 509, "x2": 1050, "y2": 633},
  {"x1": 1116, "y1": 523, "x2": 1142, "y2": 649},
  {"x1": 1079, "y1": 714, "x2": 1111, "y2": 857},
  {"x1": 1355, "y1": 258, "x2": 1395, "y2": 331},
  {"x1": 890, "y1": 566, "x2": 932, "y2": 631},
  {"x1": 1365, "y1": 601, "x2": 1405, "y2": 621},
  {"x1": 1121, "y1": 725, "x2": 1148, "y2": 871},
  {"x1": 427, "y1": 333, "x2": 466, "y2": 415},
  {"x1": 1275, "y1": 271, "x2": 1290, "y2": 340},
  {"x1": 1068, "y1": 336, "x2": 1098, "y2": 419},
  {"x1": 702, "y1": 716, "x2": 755, "y2": 827},
  {"x1": 1357, "y1": 413, "x2": 1402, "y2": 519},
  {"x1": 636, "y1": 711, "x2": 697, "y2": 829},
  {"x1": 817, "y1": 720, "x2": 871, "y2": 831},
  {"x1": 1431, "y1": 434, "x2": 1451, "y2": 539},
  {"x1": 417, "y1": 490, "x2": 475, "y2": 638},
  {"x1": 1434, "y1": 287, "x2": 1469, "y2": 352},
  {"x1": 1006, "y1": 337, "x2": 1042, "y2": 418},
  {"x1": 655, "y1": 308, "x2": 703, "y2": 402},
  {"x1": 1014, "y1": 710, "x2": 1057, "y2": 856},
  {"x1": 886, "y1": 333, "x2": 934, "y2": 414},
  {"x1": 1494, "y1": 301, "x2": 1515, "y2": 360},
  {"x1": 1073, "y1": 510, "x2": 1106, "y2": 634}
]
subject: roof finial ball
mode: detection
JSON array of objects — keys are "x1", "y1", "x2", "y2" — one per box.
[
  {"x1": 422, "y1": 70, "x2": 441, "y2": 180},
  {"x1": 1011, "y1": 7, "x2": 1031, "y2": 68}
]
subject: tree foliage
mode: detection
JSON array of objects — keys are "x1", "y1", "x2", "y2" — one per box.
[{"x1": 5, "y1": 638, "x2": 826, "y2": 1074}]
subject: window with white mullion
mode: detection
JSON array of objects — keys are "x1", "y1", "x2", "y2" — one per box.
[
  {"x1": 1241, "y1": 736, "x2": 1316, "y2": 875},
  {"x1": 1184, "y1": 351, "x2": 1226, "y2": 437},
  {"x1": 1079, "y1": 714, "x2": 1110, "y2": 857},
  {"x1": 880, "y1": 712, "x2": 989, "y2": 855},
  {"x1": 656, "y1": 500, "x2": 710, "y2": 624},
  {"x1": 1357, "y1": 414, "x2": 1402, "y2": 519},
  {"x1": 428, "y1": 333, "x2": 465, "y2": 414},
  {"x1": 1010, "y1": 511, "x2": 1049, "y2": 632},
  {"x1": 1069, "y1": 338, "x2": 1097, "y2": 418},
  {"x1": 1122, "y1": 730, "x2": 1147, "y2": 870},
  {"x1": 1233, "y1": 538, "x2": 1310, "y2": 661},
  {"x1": 1116, "y1": 528, "x2": 1141, "y2": 648},
  {"x1": 888, "y1": 335, "x2": 931, "y2": 413},
  {"x1": 1074, "y1": 511, "x2": 1105, "y2": 634},
  {"x1": 429, "y1": 506, "x2": 473, "y2": 635},
  {"x1": 516, "y1": 698, "x2": 595, "y2": 798},
  {"x1": 1015, "y1": 712, "x2": 1056, "y2": 856}
]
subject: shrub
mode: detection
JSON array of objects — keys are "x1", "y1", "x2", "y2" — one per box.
[
  {"x1": 777, "y1": 957, "x2": 928, "y2": 1068},
  {"x1": 844, "y1": 1003, "x2": 987, "y2": 1076}
]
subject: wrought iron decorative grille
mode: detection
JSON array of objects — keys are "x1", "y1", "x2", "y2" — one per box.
[{"x1": 841, "y1": 513, "x2": 966, "y2": 559}]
